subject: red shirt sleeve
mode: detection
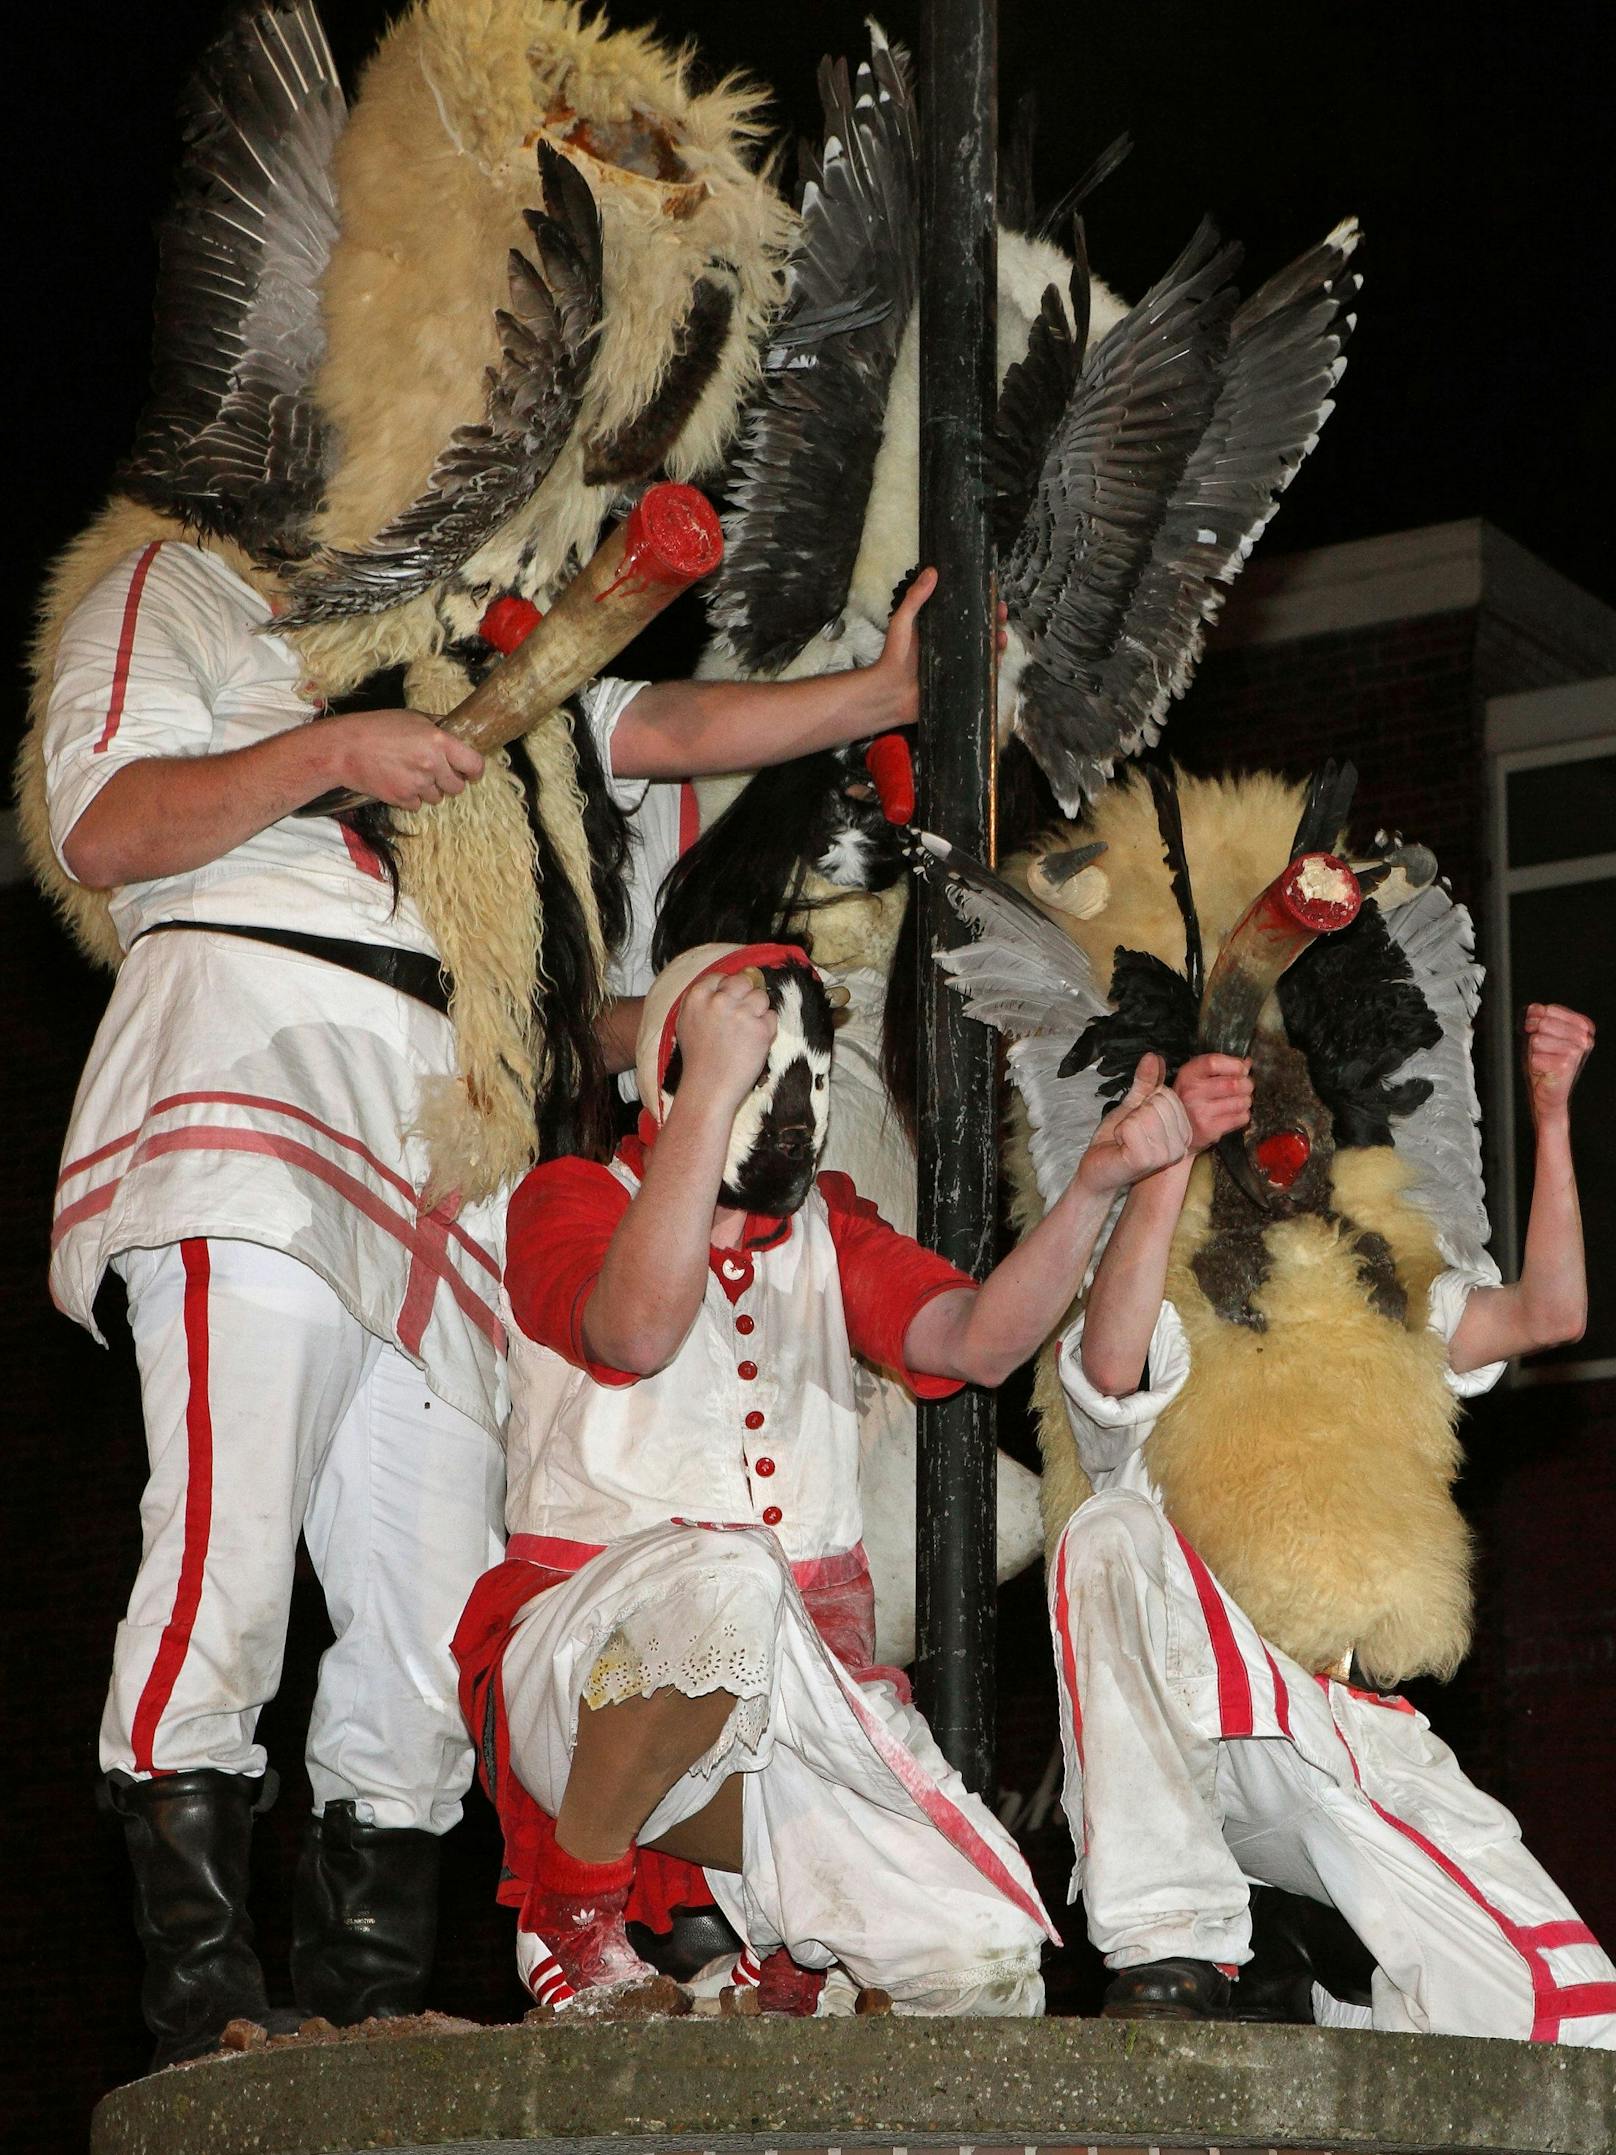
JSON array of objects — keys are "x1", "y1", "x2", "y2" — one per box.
[
  {"x1": 817, "y1": 1170, "x2": 973, "y2": 1400},
  {"x1": 504, "y1": 1158, "x2": 639, "y2": 1387}
]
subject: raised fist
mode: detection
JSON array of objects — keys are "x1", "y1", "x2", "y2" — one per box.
[
  {"x1": 1078, "y1": 1052, "x2": 1195, "y2": 1196},
  {"x1": 1523, "y1": 1003, "x2": 1595, "y2": 1126},
  {"x1": 1173, "y1": 1052, "x2": 1254, "y2": 1152}
]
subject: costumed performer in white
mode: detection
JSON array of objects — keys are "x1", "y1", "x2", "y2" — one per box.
[
  {"x1": 456, "y1": 942, "x2": 1250, "y2": 2018},
  {"x1": 1052, "y1": 1008, "x2": 1615, "y2": 2043},
  {"x1": 43, "y1": 528, "x2": 935, "y2": 2068}
]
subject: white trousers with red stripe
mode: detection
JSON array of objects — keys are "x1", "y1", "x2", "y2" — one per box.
[
  {"x1": 500, "y1": 1523, "x2": 1053, "y2": 2014},
  {"x1": 1050, "y1": 1491, "x2": 1616, "y2": 2045},
  {"x1": 100, "y1": 1239, "x2": 505, "y2": 1831}
]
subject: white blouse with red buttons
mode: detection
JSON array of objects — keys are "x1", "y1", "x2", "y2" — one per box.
[{"x1": 501, "y1": 1135, "x2": 971, "y2": 1563}]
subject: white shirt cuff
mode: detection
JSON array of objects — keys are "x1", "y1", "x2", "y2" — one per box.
[
  {"x1": 1428, "y1": 1263, "x2": 1508, "y2": 1398},
  {"x1": 581, "y1": 675, "x2": 650, "y2": 814}
]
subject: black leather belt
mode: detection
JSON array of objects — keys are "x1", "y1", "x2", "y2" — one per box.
[{"x1": 134, "y1": 921, "x2": 453, "y2": 1017}]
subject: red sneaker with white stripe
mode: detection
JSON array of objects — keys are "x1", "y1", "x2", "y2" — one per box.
[
  {"x1": 516, "y1": 1855, "x2": 689, "y2": 2018},
  {"x1": 722, "y1": 1944, "x2": 826, "y2": 2016}
]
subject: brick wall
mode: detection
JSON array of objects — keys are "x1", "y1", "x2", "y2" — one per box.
[{"x1": 1178, "y1": 594, "x2": 1616, "y2": 1950}]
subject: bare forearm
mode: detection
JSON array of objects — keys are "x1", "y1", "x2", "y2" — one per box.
[
  {"x1": 62, "y1": 729, "x2": 346, "y2": 888},
  {"x1": 583, "y1": 1097, "x2": 731, "y2": 1373},
  {"x1": 595, "y1": 997, "x2": 644, "y2": 1076},
  {"x1": 1450, "y1": 1117, "x2": 1586, "y2": 1371},
  {"x1": 611, "y1": 669, "x2": 909, "y2": 782},
  {"x1": 1081, "y1": 1160, "x2": 1193, "y2": 1395},
  {"x1": 905, "y1": 1173, "x2": 1118, "y2": 1389}
]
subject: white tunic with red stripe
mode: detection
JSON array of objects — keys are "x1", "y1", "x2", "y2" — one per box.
[
  {"x1": 1048, "y1": 1285, "x2": 1616, "y2": 2045},
  {"x1": 43, "y1": 540, "x2": 649, "y2": 1433}
]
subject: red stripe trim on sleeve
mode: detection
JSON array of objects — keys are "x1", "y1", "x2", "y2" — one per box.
[
  {"x1": 1174, "y1": 1529, "x2": 1255, "y2": 1738},
  {"x1": 129, "y1": 1239, "x2": 215, "y2": 1773},
  {"x1": 677, "y1": 781, "x2": 699, "y2": 855},
  {"x1": 94, "y1": 543, "x2": 163, "y2": 754}
]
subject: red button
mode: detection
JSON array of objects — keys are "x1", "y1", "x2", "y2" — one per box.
[
  {"x1": 738, "y1": 1360, "x2": 758, "y2": 1381},
  {"x1": 761, "y1": 1506, "x2": 783, "y2": 1527},
  {"x1": 736, "y1": 1314, "x2": 755, "y2": 1335},
  {"x1": 755, "y1": 1457, "x2": 776, "y2": 1477},
  {"x1": 745, "y1": 1410, "x2": 765, "y2": 1431}
]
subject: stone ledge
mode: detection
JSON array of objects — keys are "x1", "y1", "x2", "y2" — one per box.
[{"x1": 91, "y1": 2017, "x2": 1615, "y2": 2155}]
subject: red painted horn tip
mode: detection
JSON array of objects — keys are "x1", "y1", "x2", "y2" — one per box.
[
  {"x1": 626, "y1": 483, "x2": 725, "y2": 580},
  {"x1": 865, "y1": 732, "x2": 915, "y2": 824},
  {"x1": 1279, "y1": 851, "x2": 1362, "y2": 933}
]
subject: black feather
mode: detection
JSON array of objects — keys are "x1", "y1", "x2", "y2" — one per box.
[
  {"x1": 583, "y1": 276, "x2": 734, "y2": 485},
  {"x1": 1147, "y1": 764, "x2": 1204, "y2": 999},
  {"x1": 1277, "y1": 902, "x2": 1440, "y2": 1146},
  {"x1": 1290, "y1": 758, "x2": 1358, "y2": 857},
  {"x1": 120, "y1": 1, "x2": 347, "y2": 560},
  {"x1": 513, "y1": 709, "x2": 630, "y2": 1163},
  {"x1": 1035, "y1": 131, "x2": 1134, "y2": 243},
  {"x1": 707, "y1": 31, "x2": 918, "y2": 672},
  {"x1": 1062, "y1": 948, "x2": 1199, "y2": 1097},
  {"x1": 282, "y1": 142, "x2": 602, "y2": 622},
  {"x1": 987, "y1": 227, "x2": 1088, "y2": 559}
]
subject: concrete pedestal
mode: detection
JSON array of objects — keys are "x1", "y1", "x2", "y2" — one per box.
[{"x1": 91, "y1": 2018, "x2": 1614, "y2": 2155}]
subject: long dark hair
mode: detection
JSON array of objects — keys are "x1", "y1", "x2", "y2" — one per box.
[
  {"x1": 326, "y1": 667, "x2": 631, "y2": 1163},
  {"x1": 654, "y1": 751, "x2": 923, "y2": 1140}
]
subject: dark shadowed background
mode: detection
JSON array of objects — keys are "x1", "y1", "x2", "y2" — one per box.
[{"x1": 5, "y1": 3, "x2": 1612, "y2": 2146}]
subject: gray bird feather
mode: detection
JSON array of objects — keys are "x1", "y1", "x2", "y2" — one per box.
[
  {"x1": 280, "y1": 143, "x2": 602, "y2": 622},
  {"x1": 916, "y1": 832, "x2": 1118, "y2": 1218},
  {"x1": 1381, "y1": 882, "x2": 1493, "y2": 1270},
  {"x1": 706, "y1": 25, "x2": 917, "y2": 673},
  {"x1": 119, "y1": 1, "x2": 347, "y2": 559},
  {"x1": 1006, "y1": 219, "x2": 1361, "y2": 813}
]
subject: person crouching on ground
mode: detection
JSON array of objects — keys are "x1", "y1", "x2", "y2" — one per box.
[{"x1": 455, "y1": 942, "x2": 1244, "y2": 2015}]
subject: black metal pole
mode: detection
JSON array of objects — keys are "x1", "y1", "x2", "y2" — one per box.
[{"x1": 914, "y1": 0, "x2": 999, "y2": 1794}]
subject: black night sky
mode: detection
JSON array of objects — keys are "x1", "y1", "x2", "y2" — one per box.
[
  {"x1": 5, "y1": 6, "x2": 1615, "y2": 2136},
  {"x1": 10, "y1": 0, "x2": 1615, "y2": 753}
]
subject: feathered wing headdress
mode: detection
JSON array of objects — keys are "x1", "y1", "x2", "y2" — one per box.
[
  {"x1": 924, "y1": 770, "x2": 1493, "y2": 1683},
  {"x1": 21, "y1": 0, "x2": 793, "y2": 1198},
  {"x1": 698, "y1": 24, "x2": 1360, "y2": 820}
]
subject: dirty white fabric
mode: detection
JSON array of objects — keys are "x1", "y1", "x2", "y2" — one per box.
[
  {"x1": 103, "y1": 1239, "x2": 504, "y2": 1829},
  {"x1": 46, "y1": 539, "x2": 635, "y2": 1834},
  {"x1": 500, "y1": 1522, "x2": 1054, "y2": 2014},
  {"x1": 45, "y1": 539, "x2": 648, "y2": 1432},
  {"x1": 1048, "y1": 1290, "x2": 1616, "y2": 2046},
  {"x1": 503, "y1": 1161, "x2": 876, "y2": 1564},
  {"x1": 815, "y1": 962, "x2": 1045, "y2": 1665}
]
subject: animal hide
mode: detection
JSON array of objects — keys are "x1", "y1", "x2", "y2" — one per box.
[
  {"x1": 21, "y1": 0, "x2": 792, "y2": 1199},
  {"x1": 1006, "y1": 769, "x2": 1479, "y2": 1683}
]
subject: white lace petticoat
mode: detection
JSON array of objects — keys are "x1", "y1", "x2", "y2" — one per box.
[{"x1": 580, "y1": 1561, "x2": 779, "y2": 1773}]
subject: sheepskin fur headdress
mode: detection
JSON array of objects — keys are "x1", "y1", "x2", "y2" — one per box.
[
  {"x1": 21, "y1": 0, "x2": 794, "y2": 1200},
  {"x1": 1007, "y1": 768, "x2": 1479, "y2": 1685}
]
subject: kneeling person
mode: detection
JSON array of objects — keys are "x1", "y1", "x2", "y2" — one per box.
[{"x1": 457, "y1": 941, "x2": 1196, "y2": 2014}]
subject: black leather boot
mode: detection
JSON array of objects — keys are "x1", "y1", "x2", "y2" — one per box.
[
  {"x1": 102, "y1": 1768, "x2": 299, "y2": 2069},
  {"x1": 629, "y1": 1902, "x2": 743, "y2": 1981},
  {"x1": 1102, "y1": 1956, "x2": 1233, "y2": 2020},
  {"x1": 290, "y1": 1801, "x2": 441, "y2": 2024},
  {"x1": 1233, "y1": 1884, "x2": 1377, "y2": 2023}
]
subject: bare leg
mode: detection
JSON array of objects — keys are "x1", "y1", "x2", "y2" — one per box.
[
  {"x1": 555, "y1": 1687, "x2": 739, "y2": 1863},
  {"x1": 642, "y1": 1773, "x2": 743, "y2": 1872}
]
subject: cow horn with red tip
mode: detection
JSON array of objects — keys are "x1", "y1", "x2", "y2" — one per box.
[{"x1": 1199, "y1": 851, "x2": 1363, "y2": 1207}]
